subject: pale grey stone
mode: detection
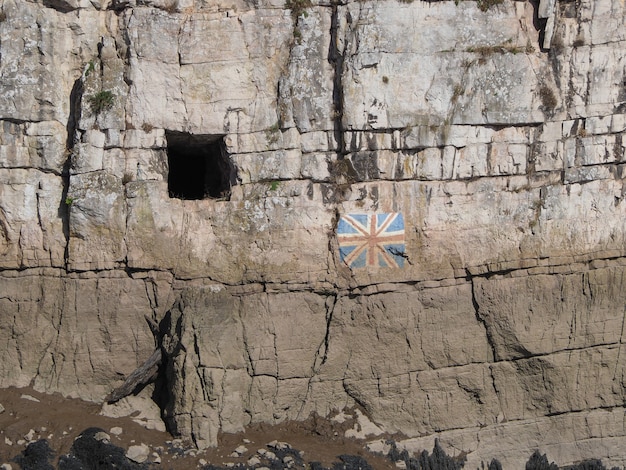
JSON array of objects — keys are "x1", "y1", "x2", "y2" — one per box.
[
  {"x1": 234, "y1": 445, "x2": 248, "y2": 455},
  {"x1": 126, "y1": 444, "x2": 150, "y2": 464},
  {"x1": 93, "y1": 432, "x2": 110, "y2": 443},
  {"x1": 247, "y1": 456, "x2": 261, "y2": 466},
  {"x1": 20, "y1": 395, "x2": 39, "y2": 403}
]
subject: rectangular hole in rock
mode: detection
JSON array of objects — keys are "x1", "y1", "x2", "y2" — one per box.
[{"x1": 165, "y1": 131, "x2": 235, "y2": 200}]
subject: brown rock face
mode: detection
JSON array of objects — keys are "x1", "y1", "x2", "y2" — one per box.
[{"x1": 1, "y1": 0, "x2": 625, "y2": 466}]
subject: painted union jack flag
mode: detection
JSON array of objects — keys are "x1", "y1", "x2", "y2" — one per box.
[{"x1": 337, "y1": 213, "x2": 406, "y2": 268}]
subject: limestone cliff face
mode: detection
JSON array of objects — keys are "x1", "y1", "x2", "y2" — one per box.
[{"x1": 1, "y1": 0, "x2": 626, "y2": 466}]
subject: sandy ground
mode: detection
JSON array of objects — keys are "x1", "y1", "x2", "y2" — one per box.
[{"x1": 0, "y1": 386, "x2": 398, "y2": 469}]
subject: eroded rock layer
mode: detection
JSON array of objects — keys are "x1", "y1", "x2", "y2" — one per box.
[{"x1": 1, "y1": 0, "x2": 625, "y2": 466}]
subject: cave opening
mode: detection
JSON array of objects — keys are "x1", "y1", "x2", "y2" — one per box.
[{"x1": 165, "y1": 131, "x2": 235, "y2": 200}]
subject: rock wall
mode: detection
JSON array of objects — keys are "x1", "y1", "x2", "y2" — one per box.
[{"x1": 1, "y1": 0, "x2": 626, "y2": 467}]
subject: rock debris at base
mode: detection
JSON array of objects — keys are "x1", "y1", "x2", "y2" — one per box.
[{"x1": 3, "y1": 431, "x2": 621, "y2": 470}]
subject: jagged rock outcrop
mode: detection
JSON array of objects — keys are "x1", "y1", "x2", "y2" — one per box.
[{"x1": 1, "y1": 0, "x2": 625, "y2": 467}]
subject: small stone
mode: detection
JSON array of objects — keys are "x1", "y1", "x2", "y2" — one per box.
[
  {"x1": 268, "y1": 440, "x2": 290, "y2": 450},
  {"x1": 126, "y1": 444, "x2": 150, "y2": 463},
  {"x1": 198, "y1": 459, "x2": 207, "y2": 466},
  {"x1": 225, "y1": 463, "x2": 235, "y2": 468},
  {"x1": 4, "y1": 437, "x2": 12, "y2": 446},
  {"x1": 16, "y1": 440, "x2": 25, "y2": 446},
  {"x1": 93, "y1": 432, "x2": 110, "y2": 443},
  {"x1": 395, "y1": 461, "x2": 407, "y2": 469},
  {"x1": 265, "y1": 451, "x2": 276, "y2": 460},
  {"x1": 0, "y1": 404, "x2": 5, "y2": 414},
  {"x1": 24, "y1": 430, "x2": 35, "y2": 442},
  {"x1": 234, "y1": 445, "x2": 247, "y2": 455},
  {"x1": 229, "y1": 452, "x2": 239, "y2": 458},
  {"x1": 152, "y1": 453, "x2": 161, "y2": 464},
  {"x1": 110, "y1": 427, "x2": 123, "y2": 436},
  {"x1": 20, "y1": 394, "x2": 40, "y2": 403},
  {"x1": 247, "y1": 456, "x2": 261, "y2": 466},
  {"x1": 242, "y1": 438, "x2": 251, "y2": 444},
  {"x1": 40, "y1": 427, "x2": 46, "y2": 432},
  {"x1": 1, "y1": 463, "x2": 12, "y2": 470},
  {"x1": 283, "y1": 456, "x2": 294, "y2": 464},
  {"x1": 257, "y1": 449, "x2": 267, "y2": 456}
]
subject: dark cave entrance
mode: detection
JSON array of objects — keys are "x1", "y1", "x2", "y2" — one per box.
[{"x1": 166, "y1": 131, "x2": 235, "y2": 200}]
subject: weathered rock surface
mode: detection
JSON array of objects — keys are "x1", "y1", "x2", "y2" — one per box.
[
  {"x1": 126, "y1": 443, "x2": 150, "y2": 463},
  {"x1": 1, "y1": 0, "x2": 625, "y2": 467}
]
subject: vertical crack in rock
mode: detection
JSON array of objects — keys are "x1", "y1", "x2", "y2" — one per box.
[
  {"x1": 237, "y1": 300, "x2": 255, "y2": 378},
  {"x1": 63, "y1": 72, "x2": 84, "y2": 267},
  {"x1": 72, "y1": 344, "x2": 80, "y2": 389},
  {"x1": 529, "y1": 0, "x2": 548, "y2": 52},
  {"x1": 298, "y1": 292, "x2": 338, "y2": 419},
  {"x1": 218, "y1": 365, "x2": 227, "y2": 430},
  {"x1": 327, "y1": 209, "x2": 341, "y2": 273},
  {"x1": 132, "y1": 326, "x2": 141, "y2": 367},
  {"x1": 340, "y1": 348, "x2": 368, "y2": 411},
  {"x1": 582, "y1": 271, "x2": 593, "y2": 301},
  {"x1": 488, "y1": 364, "x2": 505, "y2": 420},
  {"x1": 565, "y1": 280, "x2": 578, "y2": 349},
  {"x1": 170, "y1": 210, "x2": 191, "y2": 284},
  {"x1": 177, "y1": 15, "x2": 190, "y2": 125},
  {"x1": 314, "y1": 293, "x2": 338, "y2": 373},
  {"x1": 320, "y1": 293, "x2": 337, "y2": 368},
  {"x1": 613, "y1": 305, "x2": 626, "y2": 381},
  {"x1": 143, "y1": 278, "x2": 159, "y2": 324},
  {"x1": 191, "y1": 326, "x2": 209, "y2": 402},
  {"x1": 328, "y1": 2, "x2": 345, "y2": 158},
  {"x1": 342, "y1": 376, "x2": 367, "y2": 412},
  {"x1": 469, "y1": 274, "x2": 498, "y2": 362},
  {"x1": 34, "y1": 335, "x2": 55, "y2": 390},
  {"x1": 86, "y1": 341, "x2": 96, "y2": 378},
  {"x1": 262, "y1": 297, "x2": 280, "y2": 379},
  {"x1": 117, "y1": 19, "x2": 135, "y2": 270},
  {"x1": 0, "y1": 208, "x2": 10, "y2": 257},
  {"x1": 583, "y1": 44, "x2": 594, "y2": 111}
]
